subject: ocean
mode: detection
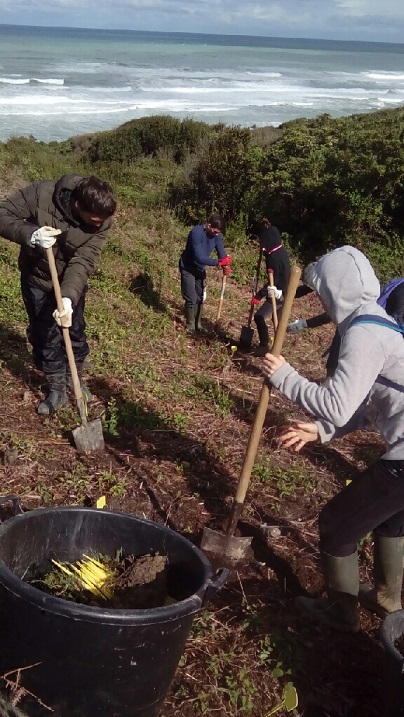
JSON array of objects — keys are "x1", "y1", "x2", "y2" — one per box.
[{"x1": 1, "y1": 24, "x2": 404, "y2": 144}]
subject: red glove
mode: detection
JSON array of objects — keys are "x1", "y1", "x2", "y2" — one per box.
[
  {"x1": 251, "y1": 297, "x2": 260, "y2": 306},
  {"x1": 218, "y1": 255, "x2": 232, "y2": 267},
  {"x1": 223, "y1": 266, "x2": 231, "y2": 276}
]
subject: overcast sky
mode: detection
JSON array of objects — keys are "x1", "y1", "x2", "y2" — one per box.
[{"x1": 0, "y1": 0, "x2": 403, "y2": 44}]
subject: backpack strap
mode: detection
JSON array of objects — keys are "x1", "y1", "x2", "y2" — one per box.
[{"x1": 349, "y1": 314, "x2": 404, "y2": 334}]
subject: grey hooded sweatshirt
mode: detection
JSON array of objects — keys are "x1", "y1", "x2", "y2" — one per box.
[{"x1": 269, "y1": 246, "x2": 404, "y2": 460}]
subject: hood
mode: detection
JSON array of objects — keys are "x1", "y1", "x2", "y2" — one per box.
[
  {"x1": 258, "y1": 226, "x2": 282, "y2": 253},
  {"x1": 53, "y1": 173, "x2": 84, "y2": 226},
  {"x1": 303, "y1": 246, "x2": 380, "y2": 325}
]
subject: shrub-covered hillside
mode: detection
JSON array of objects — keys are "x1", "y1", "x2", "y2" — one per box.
[
  {"x1": 59, "y1": 107, "x2": 404, "y2": 279},
  {"x1": 0, "y1": 107, "x2": 402, "y2": 717}
]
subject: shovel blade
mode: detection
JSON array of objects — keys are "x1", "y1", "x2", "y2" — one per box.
[
  {"x1": 201, "y1": 527, "x2": 253, "y2": 567},
  {"x1": 72, "y1": 419, "x2": 104, "y2": 454},
  {"x1": 239, "y1": 324, "x2": 254, "y2": 350}
]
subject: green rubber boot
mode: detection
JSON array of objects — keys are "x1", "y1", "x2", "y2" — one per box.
[
  {"x1": 184, "y1": 304, "x2": 196, "y2": 332},
  {"x1": 359, "y1": 535, "x2": 404, "y2": 618},
  {"x1": 37, "y1": 371, "x2": 68, "y2": 415},
  {"x1": 195, "y1": 303, "x2": 205, "y2": 331},
  {"x1": 295, "y1": 551, "x2": 360, "y2": 632}
]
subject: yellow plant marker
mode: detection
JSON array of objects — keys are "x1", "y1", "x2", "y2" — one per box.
[
  {"x1": 96, "y1": 495, "x2": 106, "y2": 509},
  {"x1": 51, "y1": 556, "x2": 113, "y2": 599},
  {"x1": 346, "y1": 480, "x2": 352, "y2": 486}
]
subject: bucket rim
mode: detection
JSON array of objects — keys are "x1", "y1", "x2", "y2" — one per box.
[{"x1": 0, "y1": 506, "x2": 213, "y2": 624}]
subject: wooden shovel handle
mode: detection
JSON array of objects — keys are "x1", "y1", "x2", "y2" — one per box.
[
  {"x1": 268, "y1": 269, "x2": 279, "y2": 330},
  {"x1": 46, "y1": 248, "x2": 87, "y2": 424},
  {"x1": 216, "y1": 273, "x2": 227, "y2": 322},
  {"x1": 226, "y1": 266, "x2": 301, "y2": 535}
]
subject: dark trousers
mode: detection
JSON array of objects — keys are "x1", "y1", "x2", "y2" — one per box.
[
  {"x1": 180, "y1": 266, "x2": 206, "y2": 306},
  {"x1": 319, "y1": 459, "x2": 404, "y2": 556},
  {"x1": 254, "y1": 298, "x2": 283, "y2": 324},
  {"x1": 21, "y1": 277, "x2": 89, "y2": 375}
]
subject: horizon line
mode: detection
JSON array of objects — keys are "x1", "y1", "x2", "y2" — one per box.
[{"x1": 0, "y1": 23, "x2": 404, "y2": 48}]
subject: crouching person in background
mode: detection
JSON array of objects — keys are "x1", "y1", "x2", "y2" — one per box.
[
  {"x1": 179, "y1": 214, "x2": 231, "y2": 333},
  {"x1": 0, "y1": 174, "x2": 116, "y2": 415},
  {"x1": 262, "y1": 246, "x2": 404, "y2": 633}
]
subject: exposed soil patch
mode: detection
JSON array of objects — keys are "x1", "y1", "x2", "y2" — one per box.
[{"x1": 0, "y1": 283, "x2": 395, "y2": 717}]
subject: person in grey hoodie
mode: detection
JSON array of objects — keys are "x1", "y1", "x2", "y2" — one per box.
[{"x1": 262, "y1": 245, "x2": 404, "y2": 633}]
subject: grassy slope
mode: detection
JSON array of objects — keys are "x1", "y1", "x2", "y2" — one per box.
[{"x1": 0, "y1": 141, "x2": 389, "y2": 716}]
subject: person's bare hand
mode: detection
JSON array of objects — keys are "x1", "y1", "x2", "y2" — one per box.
[
  {"x1": 262, "y1": 353, "x2": 286, "y2": 376},
  {"x1": 279, "y1": 421, "x2": 319, "y2": 452}
]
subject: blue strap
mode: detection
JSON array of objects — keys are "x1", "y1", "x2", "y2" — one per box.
[{"x1": 350, "y1": 314, "x2": 404, "y2": 334}]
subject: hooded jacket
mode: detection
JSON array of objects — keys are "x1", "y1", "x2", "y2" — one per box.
[
  {"x1": 269, "y1": 246, "x2": 404, "y2": 460},
  {"x1": 255, "y1": 225, "x2": 291, "y2": 299},
  {"x1": 0, "y1": 174, "x2": 113, "y2": 305}
]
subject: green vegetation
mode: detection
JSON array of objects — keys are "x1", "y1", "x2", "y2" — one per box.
[
  {"x1": 0, "y1": 107, "x2": 399, "y2": 716},
  {"x1": 4, "y1": 108, "x2": 403, "y2": 276}
]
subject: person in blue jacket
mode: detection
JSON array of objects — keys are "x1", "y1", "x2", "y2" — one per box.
[{"x1": 179, "y1": 215, "x2": 231, "y2": 332}]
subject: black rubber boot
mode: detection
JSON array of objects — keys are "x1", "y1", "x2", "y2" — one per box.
[
  {"x1": 295, "y1": 551, "x2": 360, "y2": 633},
  {"x1": 254, "y1": 315, "x2": 270, "y2": 355},
  {"x1": 67, "y1": 363, "x2": 94, "y2": 403},
  {"x1": 37, "y1": 371, "x2": 68, "y2": 415},
  {"x1": 359, "y1": 535, "x2": 404, "y2": 617},
  {"x1": 184, "y1": 303, "x2": 197, "y2": 332}
]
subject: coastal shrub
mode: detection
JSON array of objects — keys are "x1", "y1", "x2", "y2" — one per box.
[
  {"x1": 86, "y1": 116, "x2": 213, "y2": 166},
  {"x1": 170, "y1": 126, "x2": 262, "y2": 222},
  {"x1": 250, "y1": 108, "x2": 404, "y2": 265}
]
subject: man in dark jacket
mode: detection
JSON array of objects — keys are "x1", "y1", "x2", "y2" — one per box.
[
  {"x1": 0, "y1": 174, "x2": 116, "y2": 414},
  {"x1": 179, "y1": 214, "x2": 231, "y2": 332}
]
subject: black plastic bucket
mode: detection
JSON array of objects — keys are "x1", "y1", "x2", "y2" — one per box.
[
  {"x1": 380, "y1": 610, "x2": 404, "y2": 717},
  {"x1": 0, "y1": 506, "x2": 227, "y2": 717}
]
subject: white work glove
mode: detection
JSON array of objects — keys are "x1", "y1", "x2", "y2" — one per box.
[
  {"x1": 53, "y1": 298, "x2": 73, "y2": 328},
  {"x1": 31, "y1": 226, "x2": 61, "y2": 249},
  {"x1": 267, "y1": 286, "x2": 283, "y2": 300},
  {"x1": 287, "y1": 319, "x2": 308, "y2": 334}
]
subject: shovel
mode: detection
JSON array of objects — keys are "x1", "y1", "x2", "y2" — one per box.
[
  {"x1": 201, "y1": 266, "x2": 302, "y2": 568},
  {"x1": 239, "y1": 248, "x2": 263, "y2": 350},
  {"x1": 215, "y1": 273, "x2": 227, "y2": 325},
  {"x1": 46, "y1": 247, "x2": 105, "y2": 453},
  {"x1": 268, "y1": 268, "x2": 279, "y2": 331}
]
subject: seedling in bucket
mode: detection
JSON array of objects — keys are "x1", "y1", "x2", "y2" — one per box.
[{"x1": 51, "y1": 555, "x2": 114, "y2": 599}]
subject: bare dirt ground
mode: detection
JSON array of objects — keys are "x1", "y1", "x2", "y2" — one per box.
[{"x1": 0, "y1": 283, "x2": 396, "y2": 717}]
